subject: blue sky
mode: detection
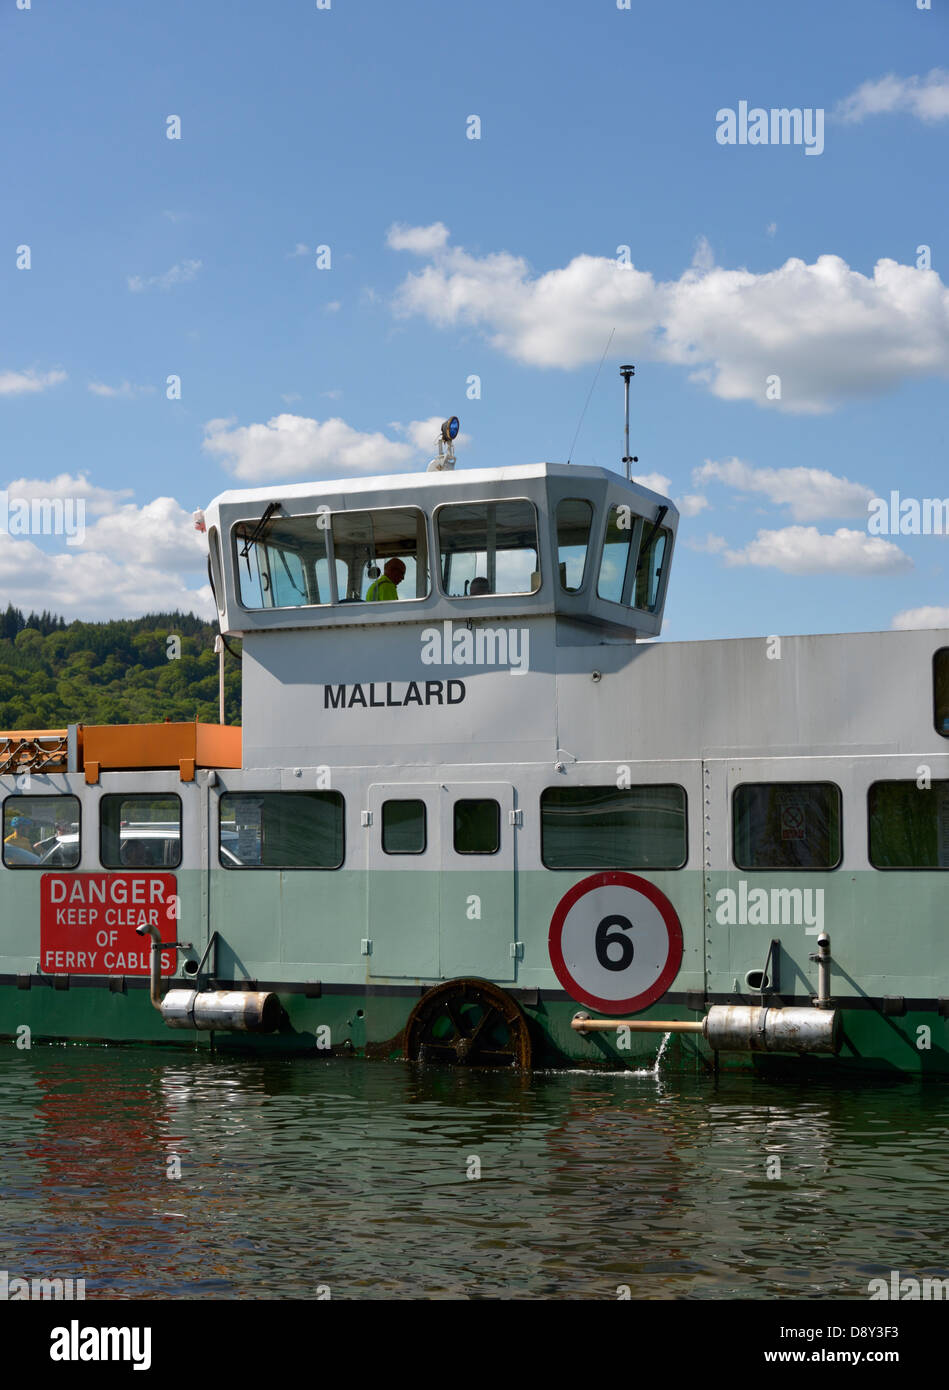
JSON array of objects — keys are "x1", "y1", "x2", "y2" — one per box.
[{"x1": 2, "y1": 0, "x2": 947, "y2": 639}]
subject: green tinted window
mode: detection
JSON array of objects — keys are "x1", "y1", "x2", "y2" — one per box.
[
  {"x1": 556, "y1": 498, "x2": 594, "y2": 592},
  {"x1": 733, "y1": 783, "x2": 841, "y2": 870},
  {"x1": 596, "y1": 505, "x2": 635, "y2": 604},
  {"x1": 382, "y1": 799, "x2": 427, "y2": 855},
  {"x1": 219, "y1": 792, "x2": 344, "y2": 868},
  {"x1": 935, "y1": 650, "x2": 949, "y2": 738},
  {"x1": 869, "y1": 780, "x2": 949, "y2": 869},
  {"x1": 453, "y1": 799, "x2": 500, "y2": 855},
  {"x1": 541, "y1": 785, "x2": 687, "y2": 869},
  {"x1": 634, "y1": 527, "x2": 670, "y2": 612},
  {"x1": 3, "y1": 795, "x2": 81, "y2": 869},
  {"x1": 100, "y1": 794, "x2": 182, "y2": 868}
]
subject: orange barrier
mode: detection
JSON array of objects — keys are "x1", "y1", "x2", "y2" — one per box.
[
  {"x1": 81, "y1": 721, "x2": 241, "y2": 783},
  {"x1": 0, "y1": 722, "x2": 241, "y2": 782}
]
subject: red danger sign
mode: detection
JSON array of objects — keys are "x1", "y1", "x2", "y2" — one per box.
[
  {"x1": 548, "y1": 871, "x2": 683, "y2": 1015},
  {"x1": 40, "y1": 873, "x2": 178, "y2": 976}
]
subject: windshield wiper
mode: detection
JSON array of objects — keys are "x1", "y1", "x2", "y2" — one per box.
[
  {"x1": 239, "y1": 501, "x2": 283, "y2": 558},
  {"x1": 635, "y1": 504, "x2": 668, "y2": 573}
]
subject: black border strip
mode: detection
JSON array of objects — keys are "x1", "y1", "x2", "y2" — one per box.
[{"x1": 0, "y1": 974, "x2": 946, "y2": 1013}]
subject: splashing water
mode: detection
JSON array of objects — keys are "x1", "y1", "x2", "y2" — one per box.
[{"x1": 627, "y1": 1031, "x2": 672, "y2": 1078}]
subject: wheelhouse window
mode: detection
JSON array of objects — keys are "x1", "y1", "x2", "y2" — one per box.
[
  {"x1": 235, "y1": 514, "x2": 337, "y2": 609},
  {"x1": 437, "y1": 500, "x2": 540, "y2": 598},
  {"x1": 541, "y1": 785, "x2": 687, "y2": 869},
  {"x1": 733, "y1": 783, "x2": 842, "y2": 870},
  {"x1": 100, "y1": 795, "x2": 182, "y2": 869},
  {"x1": 331, "y1": 507, "x2": 428, "y2": 603},
  {"x1": 634, "y1": 526, "x2": 671, "y2": 612},
  {"x1": 219, "y1": 792, "x2": 344, "y2": 868},
  {"x1": 869, "y1": 780, "x2": 949, "y2": 869},
  {"x1": 596, "y1": 505, "x2": 637, "y2": 604},
  {"x1": 453, "y1": 799, "x2": 501, "y2": 854},
  {"x1": 556, "y1": 498, "x2": 595, "y2": 592},
  {"x1": 3, "y1": 795, "x2": 81, "y2": 869},
  {"x1": 935, "y1": 649, "x2": 949, "y2": 737},
  {"x1": 382, "y1": 799, "x2": 427, "y2": 855}
]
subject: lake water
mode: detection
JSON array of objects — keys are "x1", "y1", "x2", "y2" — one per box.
[{"x1": 2, "y1": 1048, "x2": 948, "y2": 1301}]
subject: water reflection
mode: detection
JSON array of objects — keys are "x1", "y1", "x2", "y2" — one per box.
[{"x1": 0, "y1": 1051, "x2": 947, "y2": 1299}]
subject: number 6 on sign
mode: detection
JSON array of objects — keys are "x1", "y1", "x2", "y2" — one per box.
[{"x1": 548, "y1": 872, "x2": 683, "y2": 1014}]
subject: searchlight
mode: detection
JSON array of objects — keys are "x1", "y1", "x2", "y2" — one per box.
[{"x1": 427, "y1": 416, "x2": 460, "y2": 471}]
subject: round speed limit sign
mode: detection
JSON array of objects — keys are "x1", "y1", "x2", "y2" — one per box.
[{"x1": 548, "y1": 872, "x2": 683, "y2": 1015}]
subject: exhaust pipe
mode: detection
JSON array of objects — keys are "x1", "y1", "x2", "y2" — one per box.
[
  {"x1": 159, "y1": 988, "x2": 281, "y2": 1033},
  {"x1": 572, "y1": 1004, "x2": 839, "y2": 1054},
  {"x1": 136, "y1": 922, "x2": 279, "y2": 1033}
]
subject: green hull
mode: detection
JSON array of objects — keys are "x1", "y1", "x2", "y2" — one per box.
[{"x1": 2, "y1": 980, "x2": 947, "y2": 1076}]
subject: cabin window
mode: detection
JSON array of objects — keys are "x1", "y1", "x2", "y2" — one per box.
[
  {"x1": 556, "y1": 498, "x2": 595, "y2": 592},
  {"x1": 596, "y1": 505, "x2": 637, "y2": 604},
  {"x1": 436, "y1": 500, "x2": 540, "y2": 598},
  {"x1": 634, "y1": 526, "x2": 671, "y2": 612},
  {"x1": 868, "y1": 780, "x2": 949, "y2": 869},
  {"x1": 453, "y1": 799, "x2": 501, "y2": 854},
  {"x1": 100, "y1": 795, "x2": 182, "y2": 869},
  {"x1": 219, "y1": 791, "x2": 344, "y2": 868},
  {"x1": 331, "y1": 506, "x2": 429, "y2": 602},
  {"x1": 540, "y1": 785, "x2": 687, "y2": 869},
  {"x1": 733, "y1": 783, "x2": 842, "y2": 870},
  {"x1": 935, "y1": 650, "x2": 949, "y2": 738},
  {"x1": 208, "y1": 526, "x2": 225, "y2": 615},
  {"x1": 382, "y1": 799, "x2": 427, "y2": 855},
  {"x1": 234, "y1": 515, "x2": 338, "y2": 609},
  {"x1": 2, "y1": 795, "x2": 81, "y2": 869}
]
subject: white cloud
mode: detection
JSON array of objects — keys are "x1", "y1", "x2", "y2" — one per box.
[
  {"x1": 201, "y1": 413, "x2": 444, "y2": 481},
  {"x1": 766, "y1": 222, "x2": 777, "y2": 238},
  {"x1": 0, "y1": 368, "x2": 67, "y2": 396},
  {"x1": 324, "y1": 300, "x2": 341, "y2": 313},
  {"x1": 386, "y1": 221, "x2": 450, "y2": 254},
  {"x1": 88, "y1": 380, "x2": 156, "y2": 398},
  {"x1": 837, "y1": 69, "x2": 949, "y2": 124},
  {"x1": 632, "y1": 472, "x2": 672, "y2": 495},
  {"x1": 127, "y1": 259, "x2": 202, "y2": 292},
  {"x1": 631, "y1": 472, "x2": 707, "y2": 515},
  {"x1": 2, "y1": 471, "x2": 133, "y2": 517},
  {"x1": 677, "y1": 493, "x2": 709, "y2": 517},
  {"x1": 0, "y1": 533, "x2": 214, "y2": 621},
  {"x1": 687, "y1": 533, "x2": 729, "y2": 554},
  {"x1": 892, "y1": 605, "x2": 949, "y2": 630},
  {"x1": 81, "y1": 496, "x2": 207, "y2": 570},
  {"x1": 721, "y1": 526, "x2": 911, "y2": 575},
  {"x1": 390, "y1": 230, "x2": 949, "y2": 412},
  {"x1": 693, "y1": 458, "x2": 874, "y2": 521}
]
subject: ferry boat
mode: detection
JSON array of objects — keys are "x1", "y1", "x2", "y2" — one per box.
[{"x1": 2, "y1": 411, "x2": 948, "y2": 1075}]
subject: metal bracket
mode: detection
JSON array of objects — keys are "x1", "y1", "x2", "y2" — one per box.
[
  {"x1": 195, "y1": 931, "x2": 219, "y2": 981},
  {"x1": 760, "y1": 938, "x2": 780, "y2": 995}
]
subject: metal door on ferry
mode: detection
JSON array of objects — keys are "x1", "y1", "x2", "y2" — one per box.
[
  {"x1": 367, "y1": 782, "x2": 516, "y2": 982},
  {"x1": 367, "y1": 784, "x2": 440, "y2": 978},
  {"x1": 439, "y1": 782, "x2": 516, "y2": 983}
]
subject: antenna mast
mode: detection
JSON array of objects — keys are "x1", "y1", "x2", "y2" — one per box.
[{"x1": 620, "y1": 365, "x2": 638, "y2": 480}]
